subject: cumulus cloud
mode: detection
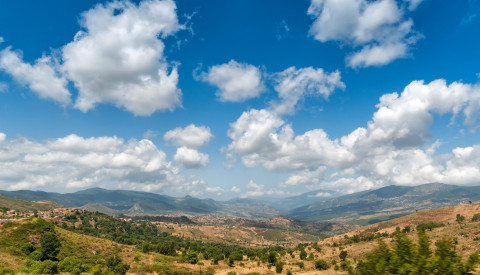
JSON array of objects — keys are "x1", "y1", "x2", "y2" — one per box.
[
  {"x1": 62, "y1": 0, "x2": 182, "y2": 116},
  {"x1": 272, "y1": 66, "x2": 345, "y2": 114},
  {"x1": 308, "y1": 0, "x2": 422, "y2": 67},
  {"x1": 240, "y1": 180, "x2": 286, "y2": 198},
  {"x1": 227, "y1": 79, "x2": 480, "y2": 192},
  {"x1": 0, "y1": 48, "x2": 71, "y2": 105},
  {"x1": 0, "y1": 0, "x2": 184, "y2": 116},
  {"x1": 164, "y1": 124, "x2": 213, "y2": 169},
  {"x1": 164, "y1": 124, "x2": 213, "y2": 148},
  {"x1": 199, "y1": 60, "x2": 264, "y2": 102},
  {"x1": 173, "y1": 146, "x2": 209, "y2": 168},
  {"x1": 0, "y1": 132, "x2": 215, "y2": 195}
]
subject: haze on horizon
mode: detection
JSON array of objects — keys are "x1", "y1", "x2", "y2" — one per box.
[{"x1": 0, "y1": 0, "x2": 479, "y2": 200}]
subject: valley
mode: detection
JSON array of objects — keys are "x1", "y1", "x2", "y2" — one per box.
[{"x1": 2, "y1": 183, "x2": 480, "y2": 274}]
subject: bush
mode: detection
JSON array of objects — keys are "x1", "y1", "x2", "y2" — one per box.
[
  {"x1": 106, "y1": 255, "x2": 130, "y2": 275},
  {"x1": 0, "y1": 268, "x2": 15, "y2": 275},
  {"x1": 299, "y1": 249, "x2": 307, "y2": 260},
  {"x1": 472, "y1": 213, "x2": 480, "y2": 222},
  {"x1": 275, "y1": 262, "x2": 283, "y2": 273},
  {"x1": 40, "y1": 232, "x2": 60, "y2": 261},
  {"x1": 315, "y1": 259, "x2": 330, "y2": 270},
  {"x1": 58, "y1": 256, "x2": 89, "y2": 275}
]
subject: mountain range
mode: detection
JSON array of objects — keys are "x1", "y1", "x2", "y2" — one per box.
[
  {"x1": 288, "y1": 183, "x2": 480, "y2": 224},
  {"x1": 2, "y1": 182, "x2": 480, "y2": 224}
]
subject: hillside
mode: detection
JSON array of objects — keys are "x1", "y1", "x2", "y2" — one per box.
[
  {"x1": 0, "y1": 195, "x2": 62, "y2": 213},
  {"x1": 1, "y1": 202, "x2": 480, "y2": 274},
  {"x1": 288, "y1": 183, "x2": 480, "y2": 224}
]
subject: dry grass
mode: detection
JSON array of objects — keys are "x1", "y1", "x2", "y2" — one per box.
[{"x1": 154, "y1": 222, "x2": 321, "y2": 248}]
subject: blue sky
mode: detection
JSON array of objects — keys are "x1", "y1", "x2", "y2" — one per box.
[{"x1": 0, "y1": 0, "x2": 479, "y2": 200}]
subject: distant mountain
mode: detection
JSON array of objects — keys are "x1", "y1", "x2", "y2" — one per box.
[
  {"x1": 266, "y1": 189, "x2": 341, "y2": 211},
  {"x1": 288, "y1": 183, "x2": 480, "y2": 225},
  {"x1": 0, "y1": 188, "x2": 278, "y2": 218}
]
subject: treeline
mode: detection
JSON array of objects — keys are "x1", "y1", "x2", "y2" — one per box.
[
  {"x1": 60, "y1": 211, "x2": 287, "y2": 266},
  {"x1": 355, "y1": 229, "x2": 479, "y2": 274},
  {"x1": 131, "y1": 215, "x2": 195, "y2": 224}
]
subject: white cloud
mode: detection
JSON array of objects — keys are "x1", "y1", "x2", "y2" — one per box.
[
  {"x1": 227, "y1": 79, "x2": 480, "y2": 192},
  {"x1": 284, "y1": 167, "x2": 326, "y2": 186},
  {"x1": 62, "y1": 0, "x2": 183, "y2": 116},
  {"x1": 200, "y1": 60, "x2": 264, "y2": 102},
  {"x1": 143, "y1": 130, "x2": 159, "y2": 139},
  {"x1": 240, "y1": 180, "x2": 286, "y2": 198},
  {"x1": 314, "y1": 192, "x2": 332, "y2": 197},
  {"x1": 404, "y1": 0, "x2": 424, "y2": 11},
  {"x1": 276, "y1": 20, "x2": 290, "y2": 40},
  {"x1": 272, "y1": 66, "x2": 345, "y2": 114},
  {"x1": 0, "y1": 82, "x2": 7, "y2": 93},
  {"x1": 0, "y1": 48, "x2": 71, "y2": 105},
  {"x1": 308, "y1": 0, "x2": 422, "y2": 67},
  {"x1": 231, "y1": 186, "x2": 241, "y2": 193},
  {"x1": 164, "y1": 124, "x2": 213, "y2": 148},
  {"x1": 173, "y1": 146, "x2": 209, "y2": 168},
  {"x1": 0, "y1": 132, "x2": 213, "y2": 195}
]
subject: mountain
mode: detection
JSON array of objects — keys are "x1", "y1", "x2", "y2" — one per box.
[
  {"x1": 266, "y1": 189, "x2": 342, "y2": 211},
  {"x1": 0, "y1": 188, "x2": 279, "y2": 218},
  {"x1": 288, "y1": 183, "x2": 480, "y2": 224}
]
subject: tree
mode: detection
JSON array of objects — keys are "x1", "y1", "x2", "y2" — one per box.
[
  {"x1": 389, "y1": 232, "x2": 416, "y2": 274},
  {"x1": 356, "y1": 238, "x2": 391, "y2": 275},
  {"x1": 268, "y1": 251, "x2": 277, "y2": 264},
  {"x1": 315, "y1": 259, "x2": 330, "y2": 270},
  {"x1": 275, "y1": 262, "x2": 283, "y2": 273},
  {"x1": 415, "y1": 230, "x2": 432, "y2": 274},
  {"x1": 106, "y1": 255, "x2": 129, "y2": 275},
  {"x1": 339, "y1": 250, "x2": 348, "y2": 261},
  {"x1": 40, "y1": 233, "x2": 60, "y2": 261},
  {"x1": 299, "y1": 250, "x2": 307, "y2": 260}
]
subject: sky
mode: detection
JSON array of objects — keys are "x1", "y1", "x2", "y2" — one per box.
[{"x1": 0, "y1": 0, "x2": 479, "y2": 200}]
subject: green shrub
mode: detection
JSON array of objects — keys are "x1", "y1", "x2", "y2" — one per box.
[
  {"x1": 0, "y1": 268, "x2": 15, "y2": 275},
  {"x1": 315, "y1": 259, "x2": 330, "y2": 270}
]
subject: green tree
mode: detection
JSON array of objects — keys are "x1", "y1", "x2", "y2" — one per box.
[
  {"x1": 106, "y1": 255, "x2": 129, "y2": 275},
  {"x1": 299, "y1": 250, "x2": 307, "y2": 260},
  {"x1": 40, "y1": 232, "x2": 60, "y2": 261},
  {"x1": 315, "y1": 259, "x2": 330, "y2": 270},
  {"x1": 268, "y1": 251, "x2": 277, "y2": 264},
  {"x1": 415, "y1": 230, "x2": 432, "y2": 274},
  {"x1": 433, "y1": 237, "x2": 462, "y2": 274},
  {"x1": 275, "y1": 261, "x2": 284, "y2": 273},
  {"x1": 390, "y1": 232, "x2": 416, "y2": 274},
  {"x1": 339, "y1": 250, "x2": 348, "y2": 261},
  {"x1": 356, "y1": 238, "x2": 392, "y2": 275}
]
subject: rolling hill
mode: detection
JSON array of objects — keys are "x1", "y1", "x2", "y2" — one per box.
[
  {"x1": 0, "y1": 195, "x2": 62, "y2": 212},
  {"x1": 288, "y1": 182, "x2": 480, "y2": 224},
  {"x1": 0, "y1": 188, "x2": 280, "y2": 218}
]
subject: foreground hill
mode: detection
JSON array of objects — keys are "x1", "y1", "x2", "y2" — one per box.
[
  {"x1": 0, "y1": 188, "x2": 280, "y2": 218},
  {"x1": 288, "y1": 182, "x2": 480, "y2": 224}
]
